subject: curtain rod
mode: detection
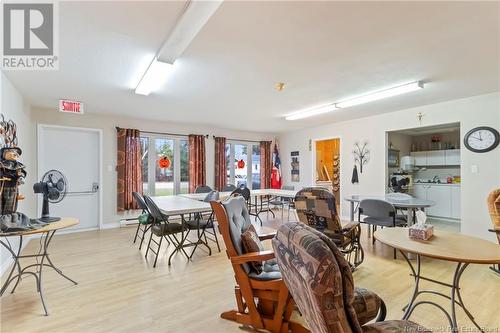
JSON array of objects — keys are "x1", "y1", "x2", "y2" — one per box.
[
  {"x1": 116, "y1": 127, "x2": 208, "y2": 138},
  {"x1": 214, "y1": 135, "x2": 266, "y2": 143}
]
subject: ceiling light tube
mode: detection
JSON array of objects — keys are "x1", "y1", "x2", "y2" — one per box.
[
  {"x1": 135, "y1": 58, "x2": 174, "y2": 95},
  {"x1": 335, "y1": 81, "x2": 424, "y2": 108},
  {"x1": 285, "y1": 103, "x2": 338, "y2": 121}
]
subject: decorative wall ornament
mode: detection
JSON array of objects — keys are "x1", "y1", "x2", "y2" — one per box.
[
  {"x1": 353, "y1": 142, "x2": 369, "y2": 173},
  {"x1": 0, "y1": 114, "x2": 18, "y2": 148},
  {"x1": 290, "y1": 151, "x2": 300, "y2": 182}
]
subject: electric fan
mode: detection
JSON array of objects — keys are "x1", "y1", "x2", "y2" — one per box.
[{"x1": 33, "y1": 169, "x2": 68, "y2": 222}]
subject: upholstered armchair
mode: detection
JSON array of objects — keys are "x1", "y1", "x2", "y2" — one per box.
[
  {"x1": 487, "y1": 189, "x2": 500, "y2": 273},
  {"x1": 211, "y1": 196, "x2": 385, "y2": 333},
  {"x1": 295, "y1": 188, "x2": 364, "y2": 268},
  {"x1": 272, "y1": 222, "x2": 430, "y2": 333}
]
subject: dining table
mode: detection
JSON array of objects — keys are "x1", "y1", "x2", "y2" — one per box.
[
  {"x1": 375, "y1": 227, "x2": 500, "y2": 332},
  {"x1": 0, "y1": 218, "x2": 79, "y2": 315}
]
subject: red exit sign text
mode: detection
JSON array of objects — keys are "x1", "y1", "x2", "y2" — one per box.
[{"x1": 59, "y1": 99, "x2": 84, "y2": 114}]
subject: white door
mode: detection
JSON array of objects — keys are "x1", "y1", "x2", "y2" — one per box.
[
  {"x1": 38, "y1": 125, "x2": 101, "y2": 230},
  {"x1": 445, "y1": 149, "x2": 460, "y2": 166},
  {"x1": 411, "y1": 184, "x2": 427, "y2": 200},
  {"x1": 410, "y1": 152, "x2": 427, "y2": 166},
  {"x1": 451, "y1": 186, "x2": 461, "y2": 219}
]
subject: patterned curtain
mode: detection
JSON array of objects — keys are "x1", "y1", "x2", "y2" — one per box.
[
  {"x1": 117, "y1": 128, "x2": 142, "y2": 211},
  {"x1": 214, "y1": 137, "x2": 226, "y2": 191},
  {"x1": 260, "y1": 141, "x2": 272, "y2": 189},
  {"x1": 188, "y1": 134, "x2": 206, "y2": 193}
]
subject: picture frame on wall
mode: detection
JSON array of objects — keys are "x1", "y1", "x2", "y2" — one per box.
[{"x1": 291, "y1": 151, "x2": 300, "y2": 182}]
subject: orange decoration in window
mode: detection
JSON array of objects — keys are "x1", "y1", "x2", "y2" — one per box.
[
  {"x1": 158, "y1": 156, "x2": 171, "y2": 169},
  {"x1": 237, "y1": 159, "x2": 245, "y2": 169}
]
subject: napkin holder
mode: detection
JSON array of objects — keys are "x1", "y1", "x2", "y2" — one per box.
[{"x1": 409, "y1": 211, "x2": 434, "y2": 241}]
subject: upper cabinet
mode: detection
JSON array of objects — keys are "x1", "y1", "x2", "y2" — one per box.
[
  {"x1": 444, "y1": 149, "x2": 460, "y2": 165},
  {"x1": 410, "y1": 149, "x2": 460, "y2": 167},
  {"x1": 426, "y1": 151, "x2": 445, "y2": 166}
]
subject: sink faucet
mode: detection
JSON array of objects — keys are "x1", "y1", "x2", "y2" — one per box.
[{"x1": 432, "y1": 176, "x2": 440, "y2": 183}]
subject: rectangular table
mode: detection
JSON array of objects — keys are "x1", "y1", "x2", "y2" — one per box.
[{"x1": 150, "y1": 196, "x2": 213, "y2": 263}]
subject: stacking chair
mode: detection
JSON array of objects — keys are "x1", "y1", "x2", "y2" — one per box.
[
  {"x1": 222, "y1": 184, "x2": 237, "y2": 192},
  {"x1": 487, "y1": 189, "x2": 500, "y2": 273},
  {"x1": 385, "y1": 192, "x2": 413, "y2": 221},
  {"x1": 272, "y1": 222, "x2": 430, "y2": 333},
  {"x1": 295, "y1": 187, "x2": 364, "y2": 269},
  {"x1": 230, "y1": 186, "x2": 264, "y2": 225},
  {"x1": 358, "y1": 199, "x2": 407, "y2": 259},
  {"x1": 210, "y1": 196, "x2": 301, "y2": 333},
  {"x1": 184, "y1": 190, "x2": 221, "y2": 255},
  {"x1": 132, "y1": 192, "x2": 153, "y2": 250},
  {"x1": 195, "y1": 185, "x2": 213, "y2": 193},
  {"x1": 143, "y1": 196, "x2": 189, "y2": 267}
]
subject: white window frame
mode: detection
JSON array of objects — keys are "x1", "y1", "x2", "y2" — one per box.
[
  {"x1": 226, "y1": 140, "x2": 260, "y2": 190},
  {"x1": 142, "y1": 133, "x2": 188, "y2": 196}
]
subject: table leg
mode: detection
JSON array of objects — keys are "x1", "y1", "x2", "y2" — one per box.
[
  {"x1": 0, "y1": 236, "x2": 23, "y2": 296},
  {"x1": 349, "y1": 201, "x2": 355, "y2": 221}
]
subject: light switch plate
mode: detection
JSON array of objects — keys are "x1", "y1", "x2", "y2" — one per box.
[{"x1": 471, "y1": 165, "x2": 478, "y2": 173}]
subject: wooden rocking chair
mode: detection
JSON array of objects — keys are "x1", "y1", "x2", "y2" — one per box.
[{"x1": 210, "y1": 197, "x2": 307, "y2": 333}]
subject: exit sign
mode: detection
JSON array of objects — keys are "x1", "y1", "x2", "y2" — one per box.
[{"x1": 59, "y1": 99, "x2": 84, "y2": 114}]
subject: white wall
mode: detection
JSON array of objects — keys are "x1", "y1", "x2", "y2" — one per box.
[
  {"x1": 0, "y1": 73, "x2": 37, "y2": 272},
  {"x1": 30, "y1": 107, "x2": 275, "y2": 226},
  {"x1": 279, "y1": 92, "x2": 500, "y2": 241}
]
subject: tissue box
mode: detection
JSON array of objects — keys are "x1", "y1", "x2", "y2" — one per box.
[{"x1": 409, "y1": 224, "x2": 434, "y2": 241}]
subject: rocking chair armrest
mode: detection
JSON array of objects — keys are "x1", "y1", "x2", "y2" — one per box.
[
  {"x1": 230, "y1": 250, "x2": 275, "y2": 264},
  {"x1": 258, "y1": 232, "x2": 276, "y2": 241}
]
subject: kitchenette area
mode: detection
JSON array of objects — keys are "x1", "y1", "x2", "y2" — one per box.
[{"x1": 387, "y1": 123, "x2": 461, "y2": 224}]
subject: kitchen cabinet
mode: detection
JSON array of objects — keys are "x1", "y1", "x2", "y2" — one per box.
[
  {"x1": 412, "y1": 184, "x2": 427, "y2": 200},
  {"x1": 411, "y1": 184, "x2": 460, "y2": 220},
  {"x1": 410, "y1": 152, "x2": 427, "y2": 166},
  {"x1": 445, "y1": 149, "x2": 460, "y2": 166},
  {"x1": 410, "y1": 150, "x2": 460, "y2": 167},
  {"x1": 426, "y1": 151, "x2": 446, "y2": 166},
  {"x1": 451, "y1": 186, "x2": 461, "y2": 219},
  {"x1": 426, "y1": 185, "x2": 451, "y2": 217}
]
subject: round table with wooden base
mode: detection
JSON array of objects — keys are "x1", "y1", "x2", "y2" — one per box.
[
  {"x1": 375, "y1": 227, "x2": 500, "y2": 333},
  {"x1": 0, "y1": 218, "x2": 79, "y2": 316}
]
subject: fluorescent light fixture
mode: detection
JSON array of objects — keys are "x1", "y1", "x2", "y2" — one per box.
[
  {"x1": 335, "y1": 81, "x2": 423, "y2": 108},
  {"x1": 285, "y1": 103, "x2": 338, "y2": 121},
  {"x1": 135, "y1": 58, "x2": 174, "y2": 95}
]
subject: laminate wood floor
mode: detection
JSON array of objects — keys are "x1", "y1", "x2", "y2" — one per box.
[{"x1": 1, "y1": 213, "x2": 499, "y2": 333}]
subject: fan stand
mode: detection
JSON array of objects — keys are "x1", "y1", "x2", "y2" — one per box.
[{"x1": 38, "y1": 194, "x2": 61, "y2": 223}]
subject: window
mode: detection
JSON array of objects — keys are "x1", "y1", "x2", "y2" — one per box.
[
  {"x1": 225, "y1": 141, "x2": 260, "y2": 189},
  {"x1": 141, "y1": 134, "x2": 189, "y2": 196}
]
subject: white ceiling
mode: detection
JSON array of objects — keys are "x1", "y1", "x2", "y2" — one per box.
[{"x1": 4, "y1": 1, "x2": 500, "y2": 133}]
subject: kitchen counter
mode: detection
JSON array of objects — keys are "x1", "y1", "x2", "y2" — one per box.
[{"x1": 413, "y1": 182, "x2": 461, "y2": 187}]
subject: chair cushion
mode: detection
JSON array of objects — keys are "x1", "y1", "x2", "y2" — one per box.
[
  {"x1": 248, "y1": 259, "x2": 282, "y2": 281},
  {"x1": 152, "y1": 222, "x2": 184, "y2": 236},
  {"x1": 138, "y1": 213, "x2": 152, "y2": 225},
  {"x1": 222, "y1": 196, "x2": 253, "y2": 273},
  {"x1": 241, "y1": 224, "x2": 265, "y2": 273},
  {"x1": 352, "y1": 288, "x2": 382, "y2": 326},
  {"x1": 362, "y1": 320, "x2": 430, "y2": 332}
]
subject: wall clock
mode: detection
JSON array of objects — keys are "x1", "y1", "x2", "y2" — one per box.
[{"x1": 463, "y1": 126, "x2": 499, "y2": 153}]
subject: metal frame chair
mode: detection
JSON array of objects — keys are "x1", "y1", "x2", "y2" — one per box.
[
  {"x1": 132, "y1": 192, "x2": 152, "y2": 250},
  {"x1": 358, "y1": 199, "x2": 407, "y2": 259},
  {"x1": 143, "y1": 196, "x2": 189, "y2": 267},
  {"x1": 222, "y1": 184, "x2": 237, "y2": 192},
  {"x1": 194, "y1": 185, "x2": 213, "y2": 193}
]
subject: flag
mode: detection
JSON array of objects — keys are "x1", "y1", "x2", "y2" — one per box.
[{"x1": 271, "y1": 140, "x2": 282, "y2": 189}]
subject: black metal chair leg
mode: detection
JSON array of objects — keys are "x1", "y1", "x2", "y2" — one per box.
[
  {"x1": 212, "y1": 224, "x2": 221, "y2": 252},
  {"x1": 145, "y1": 231, "x2": 154, "y2": 258},
  {"x1": 153, "y1": 235, "x2": 163, "y2": 268},
  {"x1": 133, "y1": 223, "x2": 141, "y2": 243}
]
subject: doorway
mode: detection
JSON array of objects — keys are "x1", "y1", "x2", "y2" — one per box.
[
  {"x1": 37, "y1": 125, "x2": 102, "y2": 230},
  {"x1": 314, "y1": 138, "x2": 341, "y2": 210}
]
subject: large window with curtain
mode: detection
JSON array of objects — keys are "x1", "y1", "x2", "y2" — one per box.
[
  {"x1": 140, "y1": 134, "x2": 189, "y2": 196},
  {"x1": 225, "y1": 141, "x2": 260, "y2": 189}
]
